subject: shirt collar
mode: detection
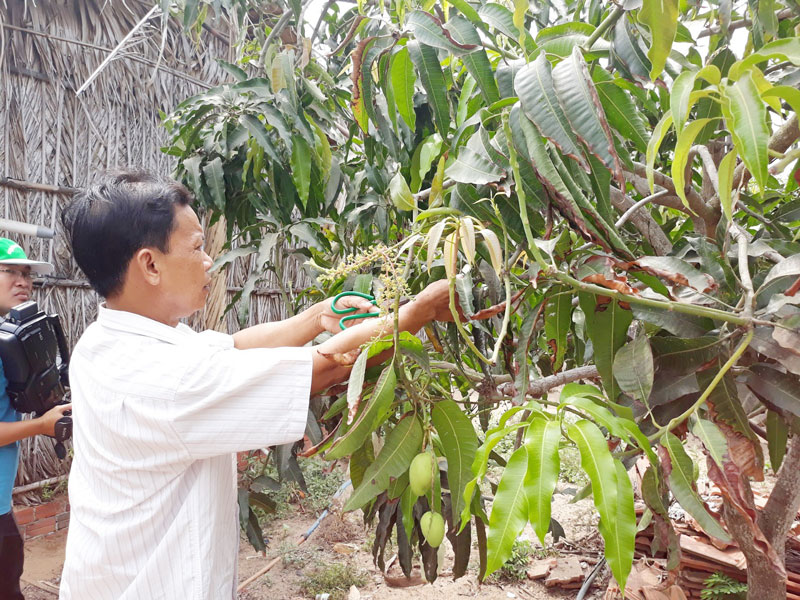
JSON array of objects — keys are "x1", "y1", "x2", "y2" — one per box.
[{"x1": 97, "y1": 304, "x2": 193, "y2": 345}]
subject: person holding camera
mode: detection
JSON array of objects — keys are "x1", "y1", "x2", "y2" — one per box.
[
  {"x1": 57, "y1": 171, "x2": 462, "y2": 600},
  {"x1": 0, "y1": 238, "x2": 72, "y2": 600}
]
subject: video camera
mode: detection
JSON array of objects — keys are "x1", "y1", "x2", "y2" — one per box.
[{"x1": 0, "y1": 301, "x2": 72, "y2": 458}]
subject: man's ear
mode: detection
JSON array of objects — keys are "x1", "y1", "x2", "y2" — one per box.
[{"x1": 132, "y1": 248, "x2": 161, "y2": 286}]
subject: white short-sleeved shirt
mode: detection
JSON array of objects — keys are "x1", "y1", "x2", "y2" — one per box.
[{"x1": 59, "y1": 305, "x2": 312, "y2": 600}]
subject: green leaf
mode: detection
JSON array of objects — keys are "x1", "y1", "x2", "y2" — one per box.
[
  {"x1": 346, "y1": 350, "x2": 369, "y2": 424},
  {"x1": 646, "y1": 110, "x2": 673, "y2": 193},
  {"x1": 766, "y1": 410, "x2": 788, "y2": 473},
  {"x1": 525, "y1": 418, "x2": 561, "y2": 545},
  {"x1": 514, "y1": 54, "x2": 588, "y2": 171},
  {"x1": 432, "y1": 399, "x2": 479, "y2": 522},
  {"x1": 578, "y1": 295, "x2": 633, "y2": 400},
  {"x1": 638, "y1": 0, "x2": 678, "y2": 80},
  {"x1": 391, "y1": 47, "x2": 417, "y2": 131},
  {"x1": 389, "y1": 172, "x2": 416, "y2": 211},
  {"x1": 718, "y1": 149, "x2": 738, "y2": 223},
  {"x1": 537, "y1": 22, "x2": 608, "y2": 58},
  {"x1": 411, "y1": 134, "x2": 443, "y2": 192},
  {"x1": 446, "y1": 15, "x2": 500, "y2": 105},
  {"x1": 746, "y1": 364, "x2": 800, "y2": 419},
  {"x1": 326, "y1": 363, "x2": 397, "y2": 460},
  {"x1": 662, "y1": 432, "x2": 731, "y2": 542},
  {"x1": 477, "y1": 2, "x2": 537, "y2": 52},
  {"x1": 551, "y1": 48, "x2": 624, "y2": 186},
  {"x1": 343, "y1": 415, "x2": 423, "y2": 511},
  {"x1": 182, "y1": 155, "x2": 204, "y2": 196},
  {"x1": 729, "y1": 38, "x2": 800, "y2": 81},
  {"x1": 613, "y1": 334, "x2": 654, "y2": 404},
  {"x1": 671, "y1": 118, "x2": 717, "y2": 210},
  {"x1": 290, "y1": 136, "x2": 311, "y2": 208},
  {"x1": 202, "y1": 157, "x2": 225, "y2": 210},
  {"x1": 485, "y1": 445, "x2": 531, "y2": 578},
  {"x1": 611, "y1": 16, "x2": 651, "y2": 83},
  {"x1": 605, "y1": 460, "x2": 635, "y2": 594},
  {"x1": 690, "y1": 417, "x2": 729, "y2": 469},
  {"x1": 697, "y1": 363, "x2": 761, "y2": 453},
  {"x1": 671, "y1": 69, "x2": 699, "y2": 134},
  {"x1": 407, "y1": 10, "x2": 478, "y2": 55},
  {"x1": 407, "y1": 41, "x2": 451, "y2": 135},
  {"x1": 650, "y1": 336, "x2": 722, "y2": 377},
  {"x1": 240, "y1": 114, "x2": 282, "y2": 164},
  {"x1": 544, "y1": 284, "x2": 573, "y2": 372},
  {"x1": 446, "y1": 146, "x2": 506, "y2": 185},
  {"x1": 762, "y1": 85, "x2": 800, "y2": 118},
  {"x1": 568, "y1": 420, "x2": 634, "y2": 591},
  {"x1": 720, "y1": 71, "x2": 770, "y2": 194},
  {"x1": 592, "y1": 68, "x2": 649, "y2": 153},
  {"x1": 631, "y1": 305, "x2": 714, "y2": 338}
]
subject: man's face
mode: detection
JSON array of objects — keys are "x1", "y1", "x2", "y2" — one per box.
[
  {"x1": 0, "y1": 264, "x2": 33, "y2": 315},
  {"x1": 156, "y1": 205, "x2": 213, "y2": 319}
]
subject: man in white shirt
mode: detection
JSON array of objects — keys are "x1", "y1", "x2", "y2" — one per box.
[{"x1": 57, "y1": 171, "x2": 459, "y2": 599}]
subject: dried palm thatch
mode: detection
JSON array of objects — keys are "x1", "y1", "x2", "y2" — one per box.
[{"x1": 0, "y1": 0, "x2": 309, "y2": 499}]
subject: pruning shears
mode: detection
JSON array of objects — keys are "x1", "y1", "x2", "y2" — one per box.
[{"x1": 330, "y1": 291, "x2": 381, "y2": 330}]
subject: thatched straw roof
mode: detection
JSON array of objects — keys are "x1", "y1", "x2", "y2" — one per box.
[{"x1": 1, "y1": 0, "x2": 309, "y2": 497}]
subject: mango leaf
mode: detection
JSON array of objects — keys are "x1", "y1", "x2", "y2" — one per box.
[
  {"x1": 389, "y1": 172, "x2": 416, "y2": 211},
  {"x1": 477, "y1": 2, "x2": 537, "y2": 52},
  {"x1": 432, "y1": 400, "x2": 479, "y2": 521},
  {"x1": 650, "y1": 336, "x2": 722, "y2": 377},
  {"x1": 544, "y1": 284, "x2": 573, "y2": 372},
  {"x1": 290, "y1": 136, "x2": 311, "y2": 208},
  {"x1": 326, "y1": 362, "x2": 397, "y2": 460},
  {"x1": 537, "y1": 22, "x2": 608, "y2": 58},
  {"x1": 391, "y1": 47, "x2": 417, "y2": 131},
  {"x1": 446, "y1": 15, "x2": 500, "y2": 105},
  {"x1": 613, "y1": 334, "x2": 654, "y2": 404},
  {"x1": 766, "y1": 410, "x2": 788, "y2": 473},
  {"x1": 746, "y1": 364, "x2": 800, "y2": 418},
  {"x1": 346, "y1": 350, "x2": 369, "y2": 425},
  {"x1": 446, "y1": 146, "x2": 506, "y2": 184},
  {"x1": 638, "y1": 0, "x2": 678, "y2": 80},
  {"x1": 661, "y1": 432, "x2": 731, "y2": 542},
  {"x1": 202, "y1": 157, "x2": 225, "y2": 210},
  {"x1": 670, "y1": 66, "x2": 720, "y2": 133},
  {"x1": 646, "y1": 110, "x2": 674, "y2": 193},
  {"x1": 344, "y1": 415, "x2": 423, "y2": 511},
  {"x1": 720, "y1": 71, "x2": 769, "y2": 194},
  {"x1": 411, "y1": 134, "x2": 443, "y2": 192},
  {"x1": 729, "y1": 38, "x2": 800, "y2": 81},
  {"x1": 750, "y1": 327, "x2": 800, "y2": 375},
  {"x1": 579, "y1": 295, "x2": 633, "y2": 400},
  {"x1": 690, "y1": 416, "x2": 729, "y2": 469},
  {"x1": 758, "y1": 254, "x2": 800, "y2": 294},
  {"x1": 407, "y1": 10, "x2": 478, "y2": 55},
  {"x1": 612, "y1": 16, "x2": 651, "y2": 83},
  {"x1": 568, "y1": 420, "x2": 634, "y2": 591},
  {"x1": 552, "y1": 47, "x2": 624, "y2": 185},
  {"x1": 485, "y1": 445, "x2": 531, "y2": 578},
  {"x1": 514, "y1": 54, "x2": 588, "y2": 171},
  {"x1": 526, "y1": 418, "x2": 561, "y2": 544},
  {"x1": 592, "y1": 68, "x2": 648, "y2": 153},
  {"x1": 407, "y1": 41, "x2": 451, "y2": 135},
  {"x1": 762, "y1": 85, "x2": 800, "y2": 119},
  {"x1": 671, "y1": 118, "x2": 716, "y2": 210},
  {"x1": 631, "y1": 304, "x2": 713, "y2": 338},
  {"x1": 606, "y1": 460, "x2": 635, "y2": 594}
]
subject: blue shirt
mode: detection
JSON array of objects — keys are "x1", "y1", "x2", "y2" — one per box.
[{"x1": 0, "y1": 359, "x2": 19, "y2": 515}]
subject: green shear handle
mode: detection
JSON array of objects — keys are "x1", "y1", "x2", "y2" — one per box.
[{"x1": 330, "y1": 291, "x2": 381, "y2": 330}]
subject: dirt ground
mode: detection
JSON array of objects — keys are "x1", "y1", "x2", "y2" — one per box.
[{"x1": 21, "y1": 488, "x2": 606, "y2": 600}]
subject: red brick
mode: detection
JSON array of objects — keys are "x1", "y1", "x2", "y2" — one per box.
[
  {"x1": 56, "y1": 512, "x2": 70, "y2": 530},
  {"x1": 35, "y1": 500, "x2": 62, "y2": 519},
  {"x1": 25, "y1": 516, "x2": 56, "y2": 539},
  {"x1": 13, "y1": 506, "x2": 35, "y2": 525}
]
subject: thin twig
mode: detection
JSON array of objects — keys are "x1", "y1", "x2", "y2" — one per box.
[{"x1": 614, "y1": 190, "x2": 671, "y2": 228}]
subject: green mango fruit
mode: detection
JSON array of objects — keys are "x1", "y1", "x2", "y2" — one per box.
[
  {"x1": 408, "y1": 451, "x2": 434, "y2": 497},
  {"x1": 420, "y1": 510, "x2": 445, "y2": 548}
]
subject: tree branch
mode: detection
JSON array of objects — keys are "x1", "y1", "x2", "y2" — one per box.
[
  {"x1": 760, "y1": 435, "x2": 800, "y2": 547},
  {"x1": 699, "y1": 8, "x2": 794, "y2": 38},
  {"x1": 609, "y1": 188, "x2": 673, "y2": 256},
  {"x1": 733, "y1": 115, "x2": 800, "y2": 190}
]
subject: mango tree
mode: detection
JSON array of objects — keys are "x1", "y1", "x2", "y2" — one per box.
[{"x1": 164, "y1": 0, "x2": 800, "y2": 597}]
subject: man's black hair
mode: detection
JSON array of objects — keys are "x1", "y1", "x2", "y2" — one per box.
[{"x1": 62, "y1": 170, "x2": 192, "y2": 298}]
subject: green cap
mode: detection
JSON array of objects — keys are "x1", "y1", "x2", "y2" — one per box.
[{"x1": 0, "y1": 238, "x2": 53, "y2": 275}]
